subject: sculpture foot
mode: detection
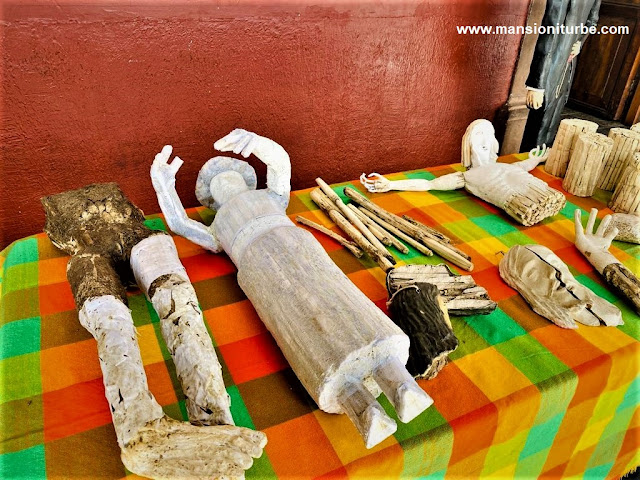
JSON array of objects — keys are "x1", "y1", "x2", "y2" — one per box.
[
  {"x1": 121, "y1": 416, "x2": 267, "y2": 480},
  {"x1": 339, "y1": 383, "x2": 397, "y2": 449}
]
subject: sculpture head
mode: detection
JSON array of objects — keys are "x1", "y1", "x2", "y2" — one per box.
[
  {"x1": 195, "y1": 157, "x2": 258, "y2": 211},
  {"x1": 461, "y1": 119, "x2": 499, "y2": 169}
]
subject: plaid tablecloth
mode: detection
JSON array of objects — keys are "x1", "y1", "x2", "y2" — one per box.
[{"x1": 1, "y1": 155, "x2": 639, "y2": 479}]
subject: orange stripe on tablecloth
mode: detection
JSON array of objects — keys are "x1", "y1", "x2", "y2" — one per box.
[
  {"x1": 205, "y1": 300, "x2": 267, "y2": 347},
  {"x1": 344, "y1": 443, "x2": 404, "y2": 478},
  {"x1": 39, "y1": 282, "x2": 75, "y2": 316},
  {"x1": 41, "y1": 339, "x2": 101, "y2": 393},
  {"x1": 530, "y1": 325, "x2": 606, "y2": 369},
  {"x1": 219, "y1": 332, "x2": 289, "y2": 385},
  {"x1": 43, "y1": 377, "x2": 111, "y2": 442},
  {"x1": 470, "y1": 266, "x2": 517, "y2": 302},
  {"x1": 37, "y1": 256, "x2": 69, "y2": 286},
  {"x1": 181, "y1": 252, "x2": 236, "y2": 282},
  {"x1": 609, "y1": 426, "x2": 640, "y2": 479}
]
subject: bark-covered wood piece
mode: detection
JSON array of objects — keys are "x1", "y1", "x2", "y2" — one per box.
[
  {"x1": 598, "y1": 128, "x2": 640, "y2": 191},
  {"x1": 545, "y1": 118, "x2": 598, "y2": 177},
  {"x1": 295, "y1": 215, "x2": 364, "y2": 257},
  {"x1": 387, "y1": 264, "x2": 497, "y2": 316},
  {"x1": 609, "y1": 153, "x2": 640, "y2": 214},
  {"x1": 606, "y1": 213, "x2": 640, "y2": 244},
  {"x1": 387, "y1": 283, "x2": 459, "y2": 379},
  {"x1": 42, "y1": 183, "x2": 265, "y2": 479},
  {"x1": 563, "y1": 132, "x2": 613, "y2": 197},
  {"x1": 603, "y1": 263, "x2": 640, "y2": 315}
]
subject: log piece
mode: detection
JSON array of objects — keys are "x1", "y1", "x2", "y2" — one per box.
[
  {"x1": 343, "y1": 187, "x2": 474, "y2": 271},
  {"x1": 295, "y1": 215, "x2": 364, "y2": 257},
  {"x1": 598, "y1": 128, "x2": 640, "y2": 191},
  {"x1": 631, "y1": 123, "x2": 640, "y2": 133},
  {"x1": 562, "y1": 132, "x2": 613, "y2": 196},
  {"x1": 545, "y1": 118, "x2": 598, "y2": 177},
  {"x1": 387, "y1": 283, "x2": 459, "y2": 379},
  {"x1": 609, "y1": 152, "x2": 640, "y2": 214},
  {"x1": 310, "y1": 189, "x2": 394, "y2": 271},
  {"x1": 387, "y1": 264, "x2": 497, "y2": 316}
]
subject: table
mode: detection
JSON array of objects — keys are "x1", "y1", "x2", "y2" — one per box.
[{"x1": 1, "y1": 155, "x2": 639, "y2": 479}]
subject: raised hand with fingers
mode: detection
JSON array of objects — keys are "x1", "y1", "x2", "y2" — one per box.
[
  {"x1": 151, "y1": 145, "x2": 184, "y2": 190},
  {"x1": 575, "y1": 208, "x2": 640, "y2": 315},
  {"x1": 215, "y1": 129, "x2": 291, "y2": 201}
]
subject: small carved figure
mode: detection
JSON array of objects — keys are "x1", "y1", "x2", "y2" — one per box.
[
  {"x1": 151, "y1": 129, "x2": 433, "y2": 448},
  {"x1": 361, "y1": 120, "x2": 565, "y2": 226},
  {"x1": 42, "y1": 184, "x2": 266, "y2": 480},
  {"x1": 574, "y1": 209, "x2": 640, "y2": 315},
  {"x1": 499, "y1": 244, "x2": 622, "y2": 329}
]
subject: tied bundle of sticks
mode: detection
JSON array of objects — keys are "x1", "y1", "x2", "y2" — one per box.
[{"x1": 296, "y1": 178, "x2": 473, "y2": 272}]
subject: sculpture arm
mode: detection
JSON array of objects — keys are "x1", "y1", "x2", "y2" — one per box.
[
  {"x1": 151, "y1": 146, "x2": 223, "y2": 253},
  {"x1": 575, "y1": 208, "x2": 640, "y2": 314},
  {"x1": 360, "y1": 172, "x2": 465, "y2": 193},
  {"x1": 525, "y1": 0, "x2": 570, "y2": 90},
  {"x1": 214, "y1": 129, "x2": 291, "y2": 200},
  {"x1": 515, "y1": 144, "x2": 549, "y2": 171}
]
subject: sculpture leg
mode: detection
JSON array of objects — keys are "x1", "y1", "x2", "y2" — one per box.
[
  {"x1": 71, "y1": 255, "x2": 265, "y2": 479},
  {"x1": 131, "y1": 235, "x2": 234, "y2": 426}
]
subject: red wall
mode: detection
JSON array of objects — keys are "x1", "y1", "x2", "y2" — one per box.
[{"x1": 0, "y1": 0, "x2": 529, "y2": 247}]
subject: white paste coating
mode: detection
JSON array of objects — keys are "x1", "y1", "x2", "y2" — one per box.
[{"x1": 130, "y1": 235, "x2": 187, "y2": 293}]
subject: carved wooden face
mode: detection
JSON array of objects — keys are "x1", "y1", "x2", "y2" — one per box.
[{"x1": 469, "y1": 122, "x2": 499, "y2": 168}]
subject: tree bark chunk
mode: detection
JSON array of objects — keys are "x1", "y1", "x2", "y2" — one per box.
[
  {"x1": 603, "y1": 263, "x2": 640, "y2": 315},
  {"x1": 387, "y1": 283, "x2": 459, "y2": 380}
]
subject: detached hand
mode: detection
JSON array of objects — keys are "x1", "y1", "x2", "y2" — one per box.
[
  {"x1": 529, "y1": 144, "x2": 549, "y2": 164},
  {"x1": 151, "y1": 145, "x2": 184, "y2": 191},
  {"x1": 360, "y1": 173, "x2": 393, "y2": 193},
  {"x1": 569, "y1": 41, "x2": 581, "y2": 61},
  {"x1": 574, "y1": 208, "x2": 619, "y2": 274},
  {"x1": 526, "y1": 89, "x2": 544, "y2": 110}
]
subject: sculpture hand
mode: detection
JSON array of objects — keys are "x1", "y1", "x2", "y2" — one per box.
[
  {"x1": 574, "y1": 209, "x2": 619, "y2": 273},
  {"x1": 569, "y1": 41, "x2": 581, "y2": 61},
  {"x1": 214, "y1": 128, "x2": 260, "y2": 159},
  {"x1": 151, "y1": 145, "x2": 184, "y2": 191},
  {"x1": 526, "y1": 89, "x2": 544, "y2": 110},
  {"x1": 529, "y1": 144, "x2": 549, "y2": 163},
  {"x1": 360, "y1": 173, "x2": 393, "y2": 193}
]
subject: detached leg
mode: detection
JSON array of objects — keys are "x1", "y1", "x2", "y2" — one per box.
[
  {"x1": 373, "y1": 357, "x2": 433, "y2": 423},
  {"x1": 338, "y1": 382, "x2": 397, "y2": 449},
  {"x1": 131, "y1": 234, "x2": 233, "y2": 426}
]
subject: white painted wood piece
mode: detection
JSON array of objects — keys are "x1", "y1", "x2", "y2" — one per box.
[
  {"x1": 606, "y1": 213, "x2": 640, "y2": 244},
  {"x1": 609, "y1": 152, "x2": 640, "y2": 214},
  {"x1": 499, "y1": 244, "x2": 622, "y2": 329},
  {"x1": 151, "y1": 130, "x2": 433, "y2": 448},
  {"x1": 597, "y1": 128, "x2": 640, "y2": 191}
]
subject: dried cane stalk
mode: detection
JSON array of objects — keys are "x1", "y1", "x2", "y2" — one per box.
[
  {"x1": 348, "y1": 204, "x2": 410, "y2": 254},
  {"x1": 295, "y1": 215, "x2": 364, "y2": 257}
]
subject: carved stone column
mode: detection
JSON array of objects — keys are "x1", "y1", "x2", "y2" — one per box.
[{"x1": 499, "y1": 0, "x2": 548, "y2": 155}]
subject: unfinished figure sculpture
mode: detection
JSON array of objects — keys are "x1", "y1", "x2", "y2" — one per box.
[
  {"x1": 151, "y1": 129, "x2": 433, "y2": 448},
  {"x1": 574, "y1": 209, "x2": 640, "y2": 315},
  {"x1": 361, "y1": 120, "x2": 565, "y2": 226},
  {"x1": 41, "y1": 184, "x2": 266, "y2": 480},
  {"x1": 499, "y1": 244, "x2": 622, "y2": 329}
]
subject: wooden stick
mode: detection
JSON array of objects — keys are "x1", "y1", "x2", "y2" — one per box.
[
  {"x1": 347, "y1": 204, "x2": 391, "y2": 245},
  {"x1": 401, "y1": 215, "x2": 451, "y2": 244},
  {"x1": 359, "y1": 208, "x2": 433, "y2": 256},
  {"x1": 295, "y1": 216, "x2": 364, "y2": 258},
  {"x1": 344, "y1": 187, "x2": 474, "y2": 271},
  {"x1": 310, "y1": 189, "x2": 394, "y2": 271},
  {"x1": 315, "y1": 178, "x2": 394, "y2": 264},
  {"x1": 348, "y1": 204, "x2": 410, "y2": 254}
]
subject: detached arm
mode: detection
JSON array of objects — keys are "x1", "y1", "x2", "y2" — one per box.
[
  {"x1": 360, "y1": 172, "x2": 465, "y2": 193},
  {"x1": 151, "y1": 146, "x2": 222, "y2": 253},
  {"x1": 214, "y1": 129, "x2": 291, "y2": 200},
  {"x1": 515, "y1": 145, "x2": 549, "y2": 172},
  {"x1": 575, "y1": 209, "x2": 640, "y2": 314}
]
